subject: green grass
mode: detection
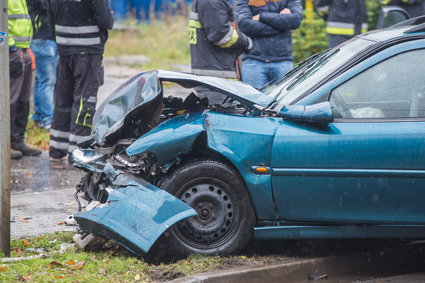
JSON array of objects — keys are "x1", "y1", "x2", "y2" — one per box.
[
  {"x1": 25, "y1": 118, "x2": 50, "y2": 151},
  {"x1": 0, "y1": 232, "x2": 286, "y2": 282},
  {"x1": 104, "y1": 15, "x2": 190, "y2": 70}
]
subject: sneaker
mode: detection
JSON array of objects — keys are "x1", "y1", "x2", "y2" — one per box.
[
  {"x1": 11, "y1": 149, "x2": 22, "y2": 160},
  {"x1": 49, "y1": 154, "x2": 68, "y2": 162},
  {"x1": 12, "y1": 144, "x2": 42, "y2": 156},
  {"x1": 34, "y1": 121, "x2": 51, "y2": 130}
]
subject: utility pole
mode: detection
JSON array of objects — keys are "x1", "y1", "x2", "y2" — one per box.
[{"x1": 0, "y1": 0, "x2": 11, "y2": 256}]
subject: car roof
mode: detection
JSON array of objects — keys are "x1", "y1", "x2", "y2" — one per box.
[{"x1": 358, "y1": 19, "x2": 425, "y2": 44}]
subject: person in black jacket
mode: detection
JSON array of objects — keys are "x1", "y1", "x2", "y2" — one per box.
[
  {"x1": 27, "y1": 0, "x2": 58, "y2": 130},
  {"x1": 314, "y1": 0, "x2": 368, "y2": 48},
  {"x1": 189, "y1": 0, "x2": 253, "y2": 103},
  {"x1": 235, "y1": 0, "x2": 303, "y2": 89},
  {"x1": 381, "y1": 0, "x2": 425, "y2": 18},
  {"x1": 190, "y1": 0, "x2": 252, "y2": 79},
  {"x1": 48, "y1": 0, "x2": 113, "y2": 162}
]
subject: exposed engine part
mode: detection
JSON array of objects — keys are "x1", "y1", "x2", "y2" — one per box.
[
  {"x1": 65, "y1": 215, "x2": 77, "y2": 226},
  {"x1": 112, "y1": 153, "x2": 145, "y2": 168},
  {"x1": 73, "y1": 233, "x2": 106, "y2": 250}
]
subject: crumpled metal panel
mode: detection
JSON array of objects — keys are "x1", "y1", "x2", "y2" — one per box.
[
  {"x1": 91, "y1": 70, "x2": 272, "y2": 147},
  {"x1": 126, "y1": 112, "x2": 205, "y2": 164},
  {"x1": 158, "y1": 70, "x2": 273, "y2": 108},
  {"x1": 74, "y1": 164, "x2": 197, "y2": 255},
  {"x1": 92, "y1": 71, "x2": 162, "y2": 146}
]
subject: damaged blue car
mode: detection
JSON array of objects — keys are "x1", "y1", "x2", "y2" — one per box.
[{"x1": 72, "y1": 17, "x2": 425, "y2": 258}]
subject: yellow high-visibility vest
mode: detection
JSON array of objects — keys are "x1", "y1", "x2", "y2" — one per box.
[{"x1": 8, "y1": 0, "x2": 33, "y2": 48}]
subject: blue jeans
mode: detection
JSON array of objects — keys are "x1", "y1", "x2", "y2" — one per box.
[
  {"x1": 241, "y1": 58, "x2": 292, "y2": 89},
  {"x1": 30, "y1": 39, "x2": 58, "y2": 126}
]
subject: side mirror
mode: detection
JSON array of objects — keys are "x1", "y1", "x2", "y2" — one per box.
[
  {"x1": 376, "y1": 6, "x2": 410, "y2": 29},
  {"x1": 279, "y1": 101, "x2": 333, "y2": 124}
]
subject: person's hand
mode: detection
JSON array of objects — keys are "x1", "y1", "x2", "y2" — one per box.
[
  {"x1": 280, "y1": 8, "x2": 291, "y2": 14},
  {"x1": 252, "y1": 14, "x2": 260, "y2": 21}
]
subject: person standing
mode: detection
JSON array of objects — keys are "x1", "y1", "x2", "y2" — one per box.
[
  {"x1": 8, "y1": 0, "x2": 42, "y2": 159},
  {"x1": 314, "y1": 0, "x2": 368, "y2": 48},
  {"x1": 48, "y1": 0, "x2": 113, "y2": 161},
  {"x1": 381, "y1": 0, "x2": 425, "y2": 18},
  {"x1": 189, "y1": 0, "x2": 253, "y2": 103},
  {"x1": 27, "y1": 0, "x2": 58, "y2": 130},
  {"x1": 235, "y1": 0, "x2": 303, "y2": 90}
]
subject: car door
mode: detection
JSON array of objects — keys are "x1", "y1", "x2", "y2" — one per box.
[{"x1": 271, "y1": 48, "x2": 425, "y2": 224}]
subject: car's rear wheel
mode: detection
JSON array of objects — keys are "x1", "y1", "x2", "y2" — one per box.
[{"x1": 158, "y1": 160, "x2": 255, "y2": 257}]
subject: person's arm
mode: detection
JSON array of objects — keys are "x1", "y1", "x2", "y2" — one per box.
[
  {"x1": 258, "y1": 0, "x2": 303, "y2": 31},
  {"x1": 199, "y1": 0, "x2": 251, "y2": 51},
  {"x1": 92, "y1": 0, "x2": 114, "y2": 30},
  {"x1": 235, "y1": 0, "x2": 281, "y2": 37}
]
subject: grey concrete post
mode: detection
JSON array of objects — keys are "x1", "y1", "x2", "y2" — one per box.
[{"x1": 0, "y1": 0, "x2": 11, "y2": 256}]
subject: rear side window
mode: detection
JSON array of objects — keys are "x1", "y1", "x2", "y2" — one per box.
[{"x1": 329, "y1": 49, "x2": 425, "y2": 119}]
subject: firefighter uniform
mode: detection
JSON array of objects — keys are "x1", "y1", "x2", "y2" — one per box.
[
  {"x1": 8, "y1": 0, "x2": 42, "y2": 158},
  {"x1": 314, "y1": 0, "x2": 368, "y2": 48},
  {"x1": 189, "y1": 0, "x2": 252, "y2": 79},
  {"x1": 48, "y1": 0, "x2": 113, "y2": 160},
  {"x1": 381, "y1": 0, "x2": 425, "y2": 18}
]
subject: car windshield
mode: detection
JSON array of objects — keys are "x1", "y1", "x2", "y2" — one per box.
[{"x1": 262, "y1": 38, "x2": 376, "y2": 111}]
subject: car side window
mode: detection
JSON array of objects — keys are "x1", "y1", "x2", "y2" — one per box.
[{"x1": 329, "y1": 49, "x2": 425, "y2": 119}]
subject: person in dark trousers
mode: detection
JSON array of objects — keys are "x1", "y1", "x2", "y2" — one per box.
[
  {"x1": 314, "y1": 0, "x2": 368, "y2": 48},
  {"x1": 381, "y1": 0, "x2": 425, "y2": 18},
  {"x1": 235, "y1": 0, "x2": 303, "y2": 89},
  {"x1": 48, "y1": 0, "x2": 113, "y2": 161},
  {"x1": 189, "y1": 0, "x2": 253, "y2": 103},
  {"x1": 8, "y1": 0, "x2": 42, "y2": 160},
  {"x1": 27, "y1": 0, "x2": 58, "y2": 130}
]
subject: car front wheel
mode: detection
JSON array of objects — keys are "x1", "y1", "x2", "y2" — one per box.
[{"x1": 158, "y1": 160, "x2": 255, "y2": 257}]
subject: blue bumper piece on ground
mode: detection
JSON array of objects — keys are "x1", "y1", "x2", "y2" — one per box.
[{"x1": 74, "y1": 165, "x2": 197, "y2": 256}]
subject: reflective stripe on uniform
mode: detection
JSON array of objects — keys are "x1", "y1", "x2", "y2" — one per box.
[
  {"x1": 55, "y1": 24, "x2": 100, "y2": 34},
  {"x1": 12, "y1": 35, "x2": 32, "y2": 42},
  {"x1": 191, "y1": 68, "x2": 238, "y2": 78},
  {"x1": 326, "y1": 21, "x2": 355, "y2": 35},
  {"x1": 216, "y1": 25, "x2": 235, "y2": 46},
  {"x1": 361, "y1": 23, "x2": 368, "y2": 33},
  {"x1": 49, "y1": 140, "x2": 69, "y2": 150},
  {"x1": 9, "y1": 14, "x2": 30, "y2": 20},
  {"x1": 68, "y1": 144, "x2": 76, "y2": 153},
  {"x1": 56, "y1": 36, "x2": 101, "y2": 46},
  {"x1": 189, "y1": 11, "x2": 199, "y2": 20},
  {"x1": 316, "y1": 6, "x2": 329, "y2": 16},
  {"x1": 189, "y1": 19, "x2": 202, "y2": 28},
  {"x1": 69, "y1": 133, "x2": 88, "y2": 143},
  {"x1": 75, "y1": 97, "x2": 93, "y2": 128},
  {"x1": 50, "y1": 129, "x2": 70, "y2": 139},
  {"x1": 218, "y1": 28, "x2": 239, "y2": 48}
]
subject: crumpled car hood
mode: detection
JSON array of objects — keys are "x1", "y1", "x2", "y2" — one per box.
[
  {"x1": 157, "y1": 70, "x2": 273, "y2": 107},
  {"x1": 91, "y1": 70, "x2": 272, "y2": 147}
]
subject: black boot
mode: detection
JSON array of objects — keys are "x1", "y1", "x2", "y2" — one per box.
[
  {"x1": 12, "y1": 143, "x2": 42, "y2": 156},
  {"x1": 11, "y1": 149, "x2": 22, "y2": 160}
]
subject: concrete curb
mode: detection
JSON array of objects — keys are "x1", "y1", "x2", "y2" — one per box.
[{"x1": 169, "y1": 243, "x2": 425, "y2": 283}]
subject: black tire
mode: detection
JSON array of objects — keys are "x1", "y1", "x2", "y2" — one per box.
[{"x1": 158, "y1": 159, "x2": 255, "y2": 257}]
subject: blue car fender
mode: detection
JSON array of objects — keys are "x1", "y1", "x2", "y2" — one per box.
[
  {"x1": 74, "y1": 164, "x2": 197, "y2": 255},
  {"x1": 126, "y1": 112, "x2": 205, "y2": 164}
]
